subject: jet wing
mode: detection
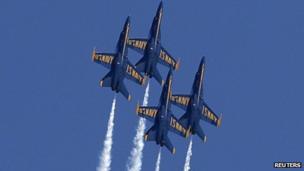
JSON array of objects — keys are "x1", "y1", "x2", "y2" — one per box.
[
  {"x1": 92, "y1": 49, "x2": 114, "y2": 69},
  {"x1": 126, "y1": 60, "x2": 146, "y2": 86},
  {"x1": 202, "y1": 102, "x2": 222, "y2": 128},
  {"x1": 127, "y1": 39, "x2": 148, "y2": 54},
  {"x1": 170, "y1": 94, "x2": 191, "y2": 110},
  {"x1": 136, "y1": 105, "x2": 158, "y2": 122},
  {"x1": 169, "y1": 115, "x2": 190, "y2": 138},
  {"x1": 159, "y1": 47, "x2": 180, "y2": 70}
]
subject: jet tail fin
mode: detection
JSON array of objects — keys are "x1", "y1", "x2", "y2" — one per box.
[{"x1": 100, "y1": 71, "x2": 112, "y2": 87}]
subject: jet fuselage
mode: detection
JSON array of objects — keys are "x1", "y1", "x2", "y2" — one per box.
[
  {"x1": 185, "y1": 95, "x2": 203, "y2": 134},
  {"x1": 141, "y1": 2, "x2": 163, "y2": 77},
  {"x1": 184, "y1": 59, "x2": 206, "y2": 133},
  {"x1": 143, "y1": 38, "x2": 161, "y2": 77},
  {"x1": 110, "y1": 18, "x2": 130, "y2": 91},
  {"x1": 154, "y1": 71, "x2": 172, "y2": 145}
]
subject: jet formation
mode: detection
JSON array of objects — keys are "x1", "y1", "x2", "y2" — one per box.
[{"x1": 92, "y1": 2, "x2": 222, "y2": 154}]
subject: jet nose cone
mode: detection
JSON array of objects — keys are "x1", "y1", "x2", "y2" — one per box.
[
  {"x1": 124, "y1": 16, "x2": 131, "y2": 27},
  {"x1": 200, "y1": 56, "x2": 206, "y2": 65},
  {"x1": 158, "y1": 1, "x2": 163, "y2": 13},
  {"x1": 159, "y1": 1, "x2": 163, "y2": 8}
]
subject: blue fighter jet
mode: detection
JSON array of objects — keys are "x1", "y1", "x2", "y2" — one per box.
[
  {"x1": 136, "y1": 70, "x2": 189, "y2": 154},
  {"x1": 170, "y1": 57, "x2": 222, "y2": 142},
  {"x1": 92, "y1": 17, "x2": 146, "y2": 101},
  {"x1": 127, "y1": 2, "x2": 180, "y2": 85}
]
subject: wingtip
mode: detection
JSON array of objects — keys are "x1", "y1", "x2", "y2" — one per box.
[
  {"x1": 217, "y1": 113, "x2": 222, "y2": 128},
  {"x1": 201, "y1": 56, "x2": 206, "y2": 63},
  {"x1": 203, "y1": 136, "x2": 207, "y2": 143},
  {"x1": 126, "y1": 16, "x2": 131, "y2": 22},
  {"x1": 175, "y1": 58, "x2": 180, "y2": 70},
  {"x1": 144, "y1": 134, "x2": 148, "y2": 141},
  {"x1": 135, "y1": 103, "x2": 139, "y2": 114},
  {"x1": 92, "y1": 47, "x2": 96, "y2": 61},
  {"x1": 158, "y1": 1, "x2": 163, "y2": 12},
  {"x1": 128, "y1": 95, "x2": 132, "y2": 101},
  {"x1": 172, "y1": 147, "x2": 176, "y2": 154},
  {"x1": 99, "y1": 80, "x2": 103, "y2": 87}
]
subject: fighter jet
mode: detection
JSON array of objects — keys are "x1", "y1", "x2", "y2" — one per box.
[
  {"x1": 127, "y1": 2, "x2": 180, "y2": 85},
  {"x1": 170, "y1": 57, "x2": 222, "y2": 142},
  {"x1": 92, "y1": 17, "x2": 145, "y2": 100},
  {"x1": 136, "y1": 69, "x2": 189, "y2": 154}
]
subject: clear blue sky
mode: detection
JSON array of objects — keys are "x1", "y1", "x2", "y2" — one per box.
[{"x1": 1, "y1": 0, "x2": 303, "y2": 170}]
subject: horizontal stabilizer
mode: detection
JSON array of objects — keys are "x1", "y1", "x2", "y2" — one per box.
[
  {"x1": 178, "y1": 113, "x2": 189, "y2": 129},
  {"x1": 152, "y1": 68, "x2": 163, "y2": 85},
  {"x1": 164, "y1": 136, "x2": 176, "y2": 154},
  {"x1": 144, "y1": 126, "x2": 156, "y2": 141},
  {"x1": 119, "y1": 82, "x2": 131, "y2": 101},
  {"x1": 194, "y1": 124, "x2": 207, "y2": 143},
  {"x1": 135, "y1": 57, "x2": 146, "y2": 73},
  {"x1": 100, "y1": 71, "x2": 112, "y2": 87}
]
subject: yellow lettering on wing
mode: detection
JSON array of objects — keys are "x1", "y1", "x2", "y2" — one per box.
[
  {"x1": 129, "y1": 40, "x2": 146, "y2": 50},
  {"x1": 138, "y1": 107, "x2": 157, "y2": 118},
  {"x1": 203, "y1": 107, "x2": 217, "y2": 123},
  {"x1": 138, "y1": 41, "x2": 146, "y2": 49},
  {"x1": 135, "y1": 40, "x2": 140, "y2": 48},
  {"x1": 171, "y1": 96, "x2": 189, "y2": 106},
  {"x1": 170, "y1": 117, "x2": 176, "y2": 128},
  {"x1": 160, "y1": 50, "x2": 177, "y2": 68},
  {"x1": 170, "y1": 117, "x2": 187, "y2": 136},
  {"x1": 127, "y1": 65, "x2": 143, "y2": 83},
  {"x1": 214, "y1": 117, "x2": 218, "y2": 123},
  {"x1": 97, "y1": 54, "x2": 113, "y2": 64},
  {"x1": 165, "y1": 55, "x2": 170, "y2": 64},
  {"x1": 160, "y1": 51, "x2": 165, "y2": 60}
]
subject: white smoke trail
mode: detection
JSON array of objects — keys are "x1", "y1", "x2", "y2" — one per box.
[
  {"x1": 183, "y1": 137, "x2": 193, "y2": 171},
  {"x1": 97, "y1": 96, "x2": 117, "y2": 171},
  {"x1": 127, "y1": 82, "x2": 150, "y2": 171},
  {"x1": 155, "y1": 148, "x2": 161, "y2": 171}
]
